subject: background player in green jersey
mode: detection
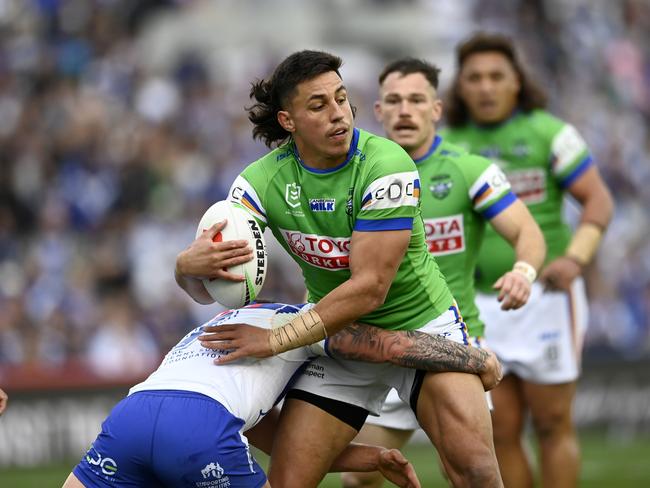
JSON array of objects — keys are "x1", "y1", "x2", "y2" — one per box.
[
  {"x1": 175, "y1": 50, "x2": 503, "y2": 487},
  {"x1": 342, "y1": 57, "x2": 546, "y2": 488},
  {"x1": 443, "y1": 33, "x2": 615, "y2": 488}
]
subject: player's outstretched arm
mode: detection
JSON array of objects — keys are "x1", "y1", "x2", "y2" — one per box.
[
  {"x1": 328, "y1": 323, "x2": 502, "y2": 391},
  {"x1": 245, "y1": 409, "x2": 420, "y2": 488},
  {"x1": 489, "y1": 199, "x2": 546, "y2": 310}
]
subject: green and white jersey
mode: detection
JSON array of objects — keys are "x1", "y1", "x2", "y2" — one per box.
[
  {"x1": 416, "y1": 135, "x2": 516, "y2": 337},
  {"x1": 228, "y1": 128, "x2": 453, "y2": 330},
  {"x1": 442, "y1": 109, "x2": 593, "y2": 293}
]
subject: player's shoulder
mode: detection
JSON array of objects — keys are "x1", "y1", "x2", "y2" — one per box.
[
  {"x1": 522, "y1": 109, "x2": 568, "y2": 139},
  {"x1": 242, "y1": 144, "x2": 295, "y2": 180},
  {"x1": 437, "y1": 138, "x2": 492, "y2": 177}
]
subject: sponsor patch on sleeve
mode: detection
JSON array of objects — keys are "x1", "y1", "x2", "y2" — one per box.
[
  {"x1": 228, "y1": 175, "x2": 267, "y2": 223},
  {"x1": 361, "y1": 171, "x2": 420, "y2": 211},
  {"x1": 551, "y1": 124, "x2": 588, "y2": 176},
  {"x1": 469, "y1": 164, "x2": 511, "y2": 212}
]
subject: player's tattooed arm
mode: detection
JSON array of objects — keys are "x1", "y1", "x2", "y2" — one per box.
[{"x1": 327, "y1": 324, "x2": 502, "y2": 391}]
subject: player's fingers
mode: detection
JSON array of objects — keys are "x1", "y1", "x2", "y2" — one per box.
[
  {"x1": 201, "y1": 325, "x2": 238, "y2": 334},
  {"x1": 493, "y1": 276, "x2": 504, "y2": 290},
  {"x1": 214, "y1": 349, "x2": 246, "y2": 364},
  {"x1": 216, "y1": 239, "x2": 250, "y2": 251},
  {"x1": 201, "y1": 340, "x2": 233, "y2": 350},
  {"x1": 216, "y1": 254, "x2": 254, "y2": 270},
  {"x1": 199, "y1": 329, "x2": 242, "y2": 342},
  {"x1": 496, "y1": 278, "x2": 512, "y2": 301},
  {"x1": 203, "y1": 221, "x2": 227, "y2": 237},
  {"x1": 212, "y1": 269, "x2": 246, "y2": 282},
  {"x1": 388, "y1": 449, "x2": 408, "y2": 465}
]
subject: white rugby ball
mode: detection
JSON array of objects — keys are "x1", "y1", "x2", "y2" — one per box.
[{"x1": 195, "y1": 200, "x2": 267, "y2": 308}]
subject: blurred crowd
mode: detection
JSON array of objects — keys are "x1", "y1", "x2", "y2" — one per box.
[{"x1": 0, "y1": 0, "x2": 649, "y2": 381}]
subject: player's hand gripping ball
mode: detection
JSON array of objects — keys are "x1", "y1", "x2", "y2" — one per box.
[{"x1": 196, "y1": 201, "x2": 267, "y2": 307}]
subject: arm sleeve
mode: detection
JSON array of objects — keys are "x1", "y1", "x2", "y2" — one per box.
[
  {"x1": 227, "y1": 171, "x2": 268, "y2": 230},
  {"x1": 354, "y1": 144, "x2": 420, "y2": 232},
  {"x1": 550, "y1": 123, "x2": 593, "y2": 189},
  {"x1": 467, "y1": 159, "x2": 517, "y2": 219}
]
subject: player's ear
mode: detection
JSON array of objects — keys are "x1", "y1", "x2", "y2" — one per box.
[
  {"x1": 373, "y1": 100, "x2": 383, "y2": 123},
  {"x1": 432, "y1": 98, "x2": 443, "y2": 123},
  {"x1": 278, "y1": 111, "x2": 295, "y2": 133}
]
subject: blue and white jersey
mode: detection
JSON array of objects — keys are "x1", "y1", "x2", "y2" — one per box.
[{"x1": 130, "y1": 303, "x2": 319, "y2": 431}]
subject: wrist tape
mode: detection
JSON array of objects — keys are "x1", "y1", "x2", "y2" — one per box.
[
  {"x1": 512, "y1": 261, "x2": 537, "y2": 284},
  {"x1": 565, "y1": 223, "x2": 603, "y2": 266},
  {"x1": 269, "y1": 309, "x2": 327, "y2": 355}
]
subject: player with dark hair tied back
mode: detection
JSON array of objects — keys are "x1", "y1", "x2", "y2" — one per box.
[
  {"x1": 342, "y1": 56, "x2": 545, "y2": 488},
  {"x1": 175, "y1": 49, "x2": 504, "y2": 487},
  {"x1": 247, "y1": 50, "x2": 356, "y2": 148},
  {"x1": 443, "y1": 32, "x2": 615, "y2": 488}
]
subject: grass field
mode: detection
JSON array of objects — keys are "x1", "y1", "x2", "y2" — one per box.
[{"x1": 2, "y1": 431, "x2": 649, "y2": 487}]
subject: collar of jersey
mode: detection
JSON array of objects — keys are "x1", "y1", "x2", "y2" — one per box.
[
  {"x1": 293, "y1": 128, "x2": 360, "y2": 174},
  {"x1": 413, "y1": 135, "x2": 442, "y2": 164}
]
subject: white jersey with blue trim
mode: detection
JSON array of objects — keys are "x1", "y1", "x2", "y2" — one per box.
[{"x1": 129, "y1": 303, "x2": 319, "y2": 431}]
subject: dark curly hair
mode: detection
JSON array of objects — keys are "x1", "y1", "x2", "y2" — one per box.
[
  {"x1": 378, "y1": 57, "x2": 441, "y2": 90},
  {"x1": 445, "y1": 32, "x2": 547, "y2": 127},
  {"x1": 247, "y1": 50, "x2": 344, "y2": 148}
]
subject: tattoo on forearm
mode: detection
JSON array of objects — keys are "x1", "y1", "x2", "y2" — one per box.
[{"x1": 328, "y1": 323, "x2": 488, "y2": 374}]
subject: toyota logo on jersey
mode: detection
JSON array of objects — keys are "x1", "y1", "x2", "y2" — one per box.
[
  {"x1": 423, "y1": 214, "x2": 466, "y2": 256},
  {"x1": 280, "y1": 228, "x2": 350, "y2": 270}
]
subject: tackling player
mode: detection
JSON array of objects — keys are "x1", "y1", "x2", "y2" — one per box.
[
  {"x1": 342, "y1": 58, "x2": 546, "y2": 488},
  {"x1": 175, "y1": 50, "x2": 503, "y2": 487},
  {"x1": 62, "y1": 302, "x2": 500, "y2": 488},
  {"x1": 443, "y1": 32, "x2": 614, "y2": 488}
]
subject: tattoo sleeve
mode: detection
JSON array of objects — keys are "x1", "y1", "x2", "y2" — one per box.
[{"x1": 327, "y1": 323, "x2": 488, "y2": 374}]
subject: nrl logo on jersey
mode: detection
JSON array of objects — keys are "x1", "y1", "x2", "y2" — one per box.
[
  {"x1": 429, "y1": 174, "x2": 453, "y2": 199},
  {"x1": 285, "y1": 183, "x2": 301, "y2": 208}
]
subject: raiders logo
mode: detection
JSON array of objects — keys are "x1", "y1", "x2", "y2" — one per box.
[{"x1": 429, "y1": 174, "x2": 453, "y2": 199}]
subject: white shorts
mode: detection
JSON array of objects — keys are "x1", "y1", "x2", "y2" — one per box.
[
  {"x1": 290, "y1": 304, "x2": 468, "y2": 416},
  {"x1": 365, "y1": 337, "x2": 487, "y2": 431},
  {"x1": 479, "y1": 278, "x2": 588, "y2": 384}
]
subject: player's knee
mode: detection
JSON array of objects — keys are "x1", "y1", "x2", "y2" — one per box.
[
  {"x1": 340, "y1": 471, "x2": 385, "y2": 488},
  {"x1": 449, "y1": 460, "x2": 501, "y2": 488},
  {"x1": 531, "y1": 409, "x2": 573, "y2": 440}
]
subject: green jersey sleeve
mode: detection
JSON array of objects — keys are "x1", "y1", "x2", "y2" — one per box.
[
  {"x1": 548, "y1": 121, "x2": 593, "y2": 188},
  {"x1": 227, "y1": 159, "x2": 274, "y2": 230},
  {"x1": 464, "y1": 155, "x2": 517, "y2": 219},
  {"x1": 354, "y1": 138, "x2": 420, "y2": 232}
]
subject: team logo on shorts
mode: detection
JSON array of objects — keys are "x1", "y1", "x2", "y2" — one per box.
[
  {"x1": 285, "y1": 183, "x2": 301, "y2": 208},
  {"x1": 85, "y1": 445, "x2": 118, "y2": 476},
  {"x1": 199, "y1": 461, "x2": 232, "y2": 487},
  {"x1": 429, "y1": 174, "x2": 453, "y2": 199},
  {"x1": 201, "y1": 461, "x2": 225, "y2": 478}
]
